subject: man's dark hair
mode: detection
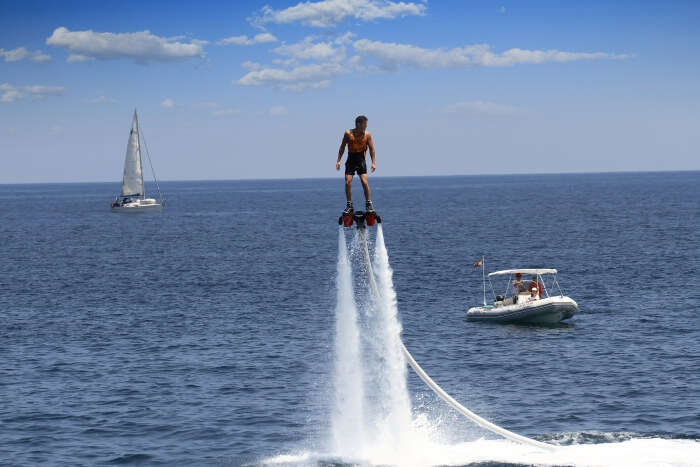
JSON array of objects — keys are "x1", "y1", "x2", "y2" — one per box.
[{"x1": 355, "y1": 115, "x2": 368, "y2": 126}]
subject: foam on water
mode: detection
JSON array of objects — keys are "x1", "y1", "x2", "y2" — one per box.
[{"x1": 263, "y1": 437, "x2": 700, "y2": 466}]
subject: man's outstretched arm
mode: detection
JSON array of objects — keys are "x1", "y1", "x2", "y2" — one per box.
[
  {"x1": 336, "y1": 132, "x2": 348, "y2": 170},
  {"x1": 367, "y1": 133, "x2": 376, "y2": 172}
]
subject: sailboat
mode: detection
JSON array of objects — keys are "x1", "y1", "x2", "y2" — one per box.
[{"x1": 110, "y1": 110, "x2": 165, "y2": 212}]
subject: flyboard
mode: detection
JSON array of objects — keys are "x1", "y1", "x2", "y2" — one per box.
[
  {"x1": 339, "y1": 209, "x2": 381, "y2": 228},
  {"x1": 339, "y1": 210, "x2": 555, "y2": 451}
]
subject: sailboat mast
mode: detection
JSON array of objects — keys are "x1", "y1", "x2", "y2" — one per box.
[{"x1": 134, "y1": 110, "x2": 145, "y2": 198}]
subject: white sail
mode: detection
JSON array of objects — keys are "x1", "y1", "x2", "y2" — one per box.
[{"x1": 121, "y1": 110, "x2": 144, "y2": 197}]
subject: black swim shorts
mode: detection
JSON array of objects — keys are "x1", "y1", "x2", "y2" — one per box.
[{"x1": 345, "y1": 152, "x2": 367, "y2": 175}]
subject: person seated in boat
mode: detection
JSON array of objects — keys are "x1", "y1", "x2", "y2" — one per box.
[
  {"x1": 528, "y1": 287, "x2": 539, "y2": 301},
  {"x1": 528, "y1": 276, "x2": 543, "y2": 298}
]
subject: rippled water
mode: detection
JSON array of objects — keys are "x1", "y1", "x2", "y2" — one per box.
[{"x1": 1, "y1": 172, "x2": 698, "y2": 466}]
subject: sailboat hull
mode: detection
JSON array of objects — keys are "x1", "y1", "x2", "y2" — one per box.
[
  {"x1": 110, "y1": 198, "x2": 163, "y2": 213},
  {"x1": 110, "y1": 205, "x2": 163, "y2": 213}
]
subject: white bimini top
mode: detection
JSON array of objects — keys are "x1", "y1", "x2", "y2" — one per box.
[{"x1": 488, "y1": 269, "x2": 557, "y2": 277}]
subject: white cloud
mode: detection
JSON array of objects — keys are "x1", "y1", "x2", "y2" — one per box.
[
  {"x1": 254, "y1": 0, "x2": 426, "y2": 27},
  {"x1": 282, "y1": 80, "x2": 331, "y2": 92},
  {"x1": 335, "y1": 32, "x2": 356, "y2": 45},
  {"x1": 86, "y1": 95, "x2": 117, "y2": 104},
  {"x1": 46, "y1": 27, "x2": 205, "y2": 63},
  {"x1": 67, "y1": 54, "x2": 93, "y2": 63},
  {"x1": 30, "y1": 52, "x2": 52, "y2": 63},
  {"x1": 353, "y1": 39, "x2": 628, "y2": 69},
  {"x1": 236, "y1": 35, "x2": 360, "y2": 91},
  {"x1": 237, "y1": 61, "x2": 345, "y2": 90},
  {"x1": 0, "y1": 83, "x2": 66, "y2": 102},
  {"x1": 273, "y1": 36, "x2": 343, "y2": 61},
  {"x1": 161, "y1": 98, "x2": 176, "y2": 109},
  {"x1": 0, "y1": 47, "x2": 52, "y2": 63},
  {"x1": 0, "y1": 84, "x2": 22, "y2": 102},
  {"x1": 0, "y1": 47, "x2": 28, "y2": 61},
  {"x1": 235, "y1": 34, "x2": 627, "y2": 92},
  {"x1": 217, "y1": 33, "x2": 277, "y2": 46},
  {"x1": 269, "y1": 105, "x2": 288, "y2": 116},
  {"x1": 440, "y1": 100, "x2": 524, "y2": 117},
  {"x1": 272, "y1": 57, "x2": 299, "y2": 67},
  {"x1": 242, "y1": 60, "x2": 262, "y2": 70},
  {"x1": 212, "y1": 107, "x2": 242, "y2": 117}
]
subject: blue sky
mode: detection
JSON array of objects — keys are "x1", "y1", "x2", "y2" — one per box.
[{"x1": 1, "y1": 0, "x2": 698, "y2": 183}]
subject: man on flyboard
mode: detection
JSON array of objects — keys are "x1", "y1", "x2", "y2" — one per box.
[{"x1": 336, "y1": 115, "x2": 376, "y2": 215}]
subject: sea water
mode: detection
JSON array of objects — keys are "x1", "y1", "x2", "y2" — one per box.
[{"x1": 1, "y1": 173, "x2": 698, "y2": 465}]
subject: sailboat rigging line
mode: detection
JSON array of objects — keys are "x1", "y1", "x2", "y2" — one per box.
[
  {"x1": 138, "y1": 122, "x2": 164, "y2": 204},
  {"x1": 356, "y1": 227, "x2": 555, "y2": 451}
]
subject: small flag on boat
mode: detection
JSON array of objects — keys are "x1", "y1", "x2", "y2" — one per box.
[{"x1": 473, "y1": 259, "x2": 483, "y2": 268}]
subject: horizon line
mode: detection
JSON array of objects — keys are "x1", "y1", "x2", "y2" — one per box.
[{"x1": 0, "y1": 168, "x2": 698, "y2": 186}]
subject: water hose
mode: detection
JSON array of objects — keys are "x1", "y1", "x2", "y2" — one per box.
[{"x1": 359, "y1": 226, "x2": 555, "y2": 451}]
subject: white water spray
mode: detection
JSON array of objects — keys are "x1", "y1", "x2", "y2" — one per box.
[
  {"x1": 318, "y1": 224, "x2": 700, "y2": 466},
  {"x1": 330, "y1": 227, "x2": 364, "y2": 456},
  {"x1": 368, "y1": 226, "x2": 413, "y2": 443},
  {"x1": 331, "y1": 225, "x2": 418, "y2": 462}
]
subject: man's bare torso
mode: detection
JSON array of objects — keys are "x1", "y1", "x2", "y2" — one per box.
[{"x1": 344, "y1": 129, "x2": 370, "y2": 154}]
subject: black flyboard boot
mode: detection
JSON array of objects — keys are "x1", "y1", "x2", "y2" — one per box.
[{"x1": 343, "y1": 201, "x2": 354, "y2": 215}]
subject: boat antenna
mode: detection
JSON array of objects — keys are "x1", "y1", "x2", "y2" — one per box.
[
  {"x1": 139, "y1": 122, "x2": 165, "y2": 205},
  {"x1": 481, "y1": 256, "x2": 486, "y2": 306}
]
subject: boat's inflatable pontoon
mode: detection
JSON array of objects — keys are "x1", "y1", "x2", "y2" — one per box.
[{"x1": 467, "y1": 296, "x2": 578, "y2": 324}]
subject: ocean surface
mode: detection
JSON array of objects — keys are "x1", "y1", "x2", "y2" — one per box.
[{"x1": 1, "y1": 172, "x2": 699, "y2": 466}]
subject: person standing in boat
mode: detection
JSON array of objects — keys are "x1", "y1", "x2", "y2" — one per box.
[
  {"x1": 512, "y1": 273, "x2": 527, "y2": 303},
  {"x1": 336, "y1": 115, "x2": 376, "y2": 215},
  {"x1": 513, "y1": 273, "x2": 528, "y2": 291}
]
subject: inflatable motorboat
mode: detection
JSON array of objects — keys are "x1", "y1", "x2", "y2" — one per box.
[{"x1": 467, "y1": 268, "x2": 578, "y2": 324}]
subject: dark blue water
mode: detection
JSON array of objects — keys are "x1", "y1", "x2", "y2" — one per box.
[{"x1": 1, "y1": 173, "x2": 698, "y2": 466}]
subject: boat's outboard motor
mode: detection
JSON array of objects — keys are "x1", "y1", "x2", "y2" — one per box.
[{"x1": 495, "y1": 295, "x2": 504, "y2": 302}]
